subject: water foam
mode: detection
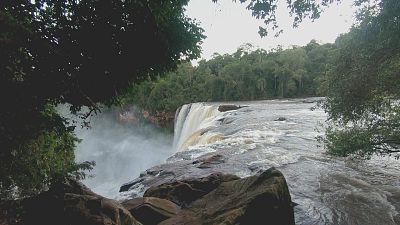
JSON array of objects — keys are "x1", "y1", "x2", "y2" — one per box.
[{"x1": 173, "y1": 103, "x2": 222, "y2": 151}]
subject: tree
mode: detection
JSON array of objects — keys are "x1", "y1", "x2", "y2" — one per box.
[
  {"x1": 305, "y1": 41, "x2": 336, "y2": 96},
  {"x1": 0, "y1": 0, "x2": 204, "y2": 199},
  {"x1": 322, "y1": 0, "x2": 400, "y2": 158},
  {"x1": 122, "y1": 41, "x2": 333, "y2": 111},
  {"x1": 215, "y1": 0, "x2": 344, "y2": 37}
]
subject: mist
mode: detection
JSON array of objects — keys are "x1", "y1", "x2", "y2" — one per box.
[{"x1": 72, "y1": 107, "x2": 175, "y2": 198}]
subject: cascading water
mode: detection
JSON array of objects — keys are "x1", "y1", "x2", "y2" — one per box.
[
  {"x1": 173, "y1": 102, "x2": 222, "y2": 151},
  {"x1": 121, "y1": 98, "x2": 400, "y2": 225},
  {"x1": 172, "y1": 104, "x2": 191, "y2": 149}
]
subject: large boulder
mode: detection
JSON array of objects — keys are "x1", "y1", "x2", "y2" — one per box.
[
  {"x1": 122, "y1": 197, "x2": 180, "y2": 225},
  {"x1": 144, "y1": 172, "x2": 240, "y2": 207},
  {"x1": 155, "y1": 168, "x2": 295, "y2": 225},
  {"x1": 218, "y1": 105, "x2": 243, "y2": 112},
  {"x1": 274, "y1": 117, "x2": 287, "y2": 121},
  {"x1": 0, "y1": 178, "x2": 141, "y2": 225}
]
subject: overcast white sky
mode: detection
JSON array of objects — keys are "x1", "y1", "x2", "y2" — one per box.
[{"x1": 185, "y1": 0, "x2": 356, "y2": 60}]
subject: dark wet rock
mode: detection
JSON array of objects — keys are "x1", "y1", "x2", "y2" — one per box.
[
  {"x1": 120, "y1": 170, "x2": 177, "y2": 193},
  {"x1": 159, "y1": 168, "x2": 295, "y2": 225},
  {"x1": 217, "y1": 117, "x2": 235, "y2": 125},
  {"x1": 146, "y1": 169, "x2": 162, "y2": 176},
  {"x1": 159, "y1": 170, "x2": 176, "y2": 177},
  {"x1": 139, "y1": 172, "x2": 147, "y2": 177},
  {"x1": 144, "y1": 172, "x2": 240, "y2": 207},
  {"x1": 0, "y1": 200, "x2": 21, "y2": 225},
  {"x1": 120, "y1": 178, "x2": 145, "y2": 192},
  {"x1": 218, "y1": 105, "x2": 243, "y2": 112},
  {"x1": 275, "y1": 117, "x2": 287, "y2": 121},
  {"x1": 145, "y1": 181, "x2": 204, "y2": 207},
  {"x1": 122, "y1": 197, "x2": 180, "y2": 225},
  {"x1": 119, "y1": 147, "x2": 258, "y2": 199},
  {"x1": 0, "y1": 178, "x2": 140, "y2": 225},
  {"x1": 192, "y1": 154, "x2": 225, "y2": 169},
  {"x1": 248, "y1": 164, "x2": 260, "y2": 172}
]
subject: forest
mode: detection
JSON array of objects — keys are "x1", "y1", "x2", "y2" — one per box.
[
  {"x1": 120, "y1": 41, "x2": 334, "y2": 113},
  {"x1": 0, "y1": 0, "x2": 399, "y2": 200}
]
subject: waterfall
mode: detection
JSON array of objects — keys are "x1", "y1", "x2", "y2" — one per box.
[
  {"x1": 173, "y1": 103, "x2": 221, "y2": 151},
  {"x1": 173, "y1": 104, "x2": 191, "y2": 149}
]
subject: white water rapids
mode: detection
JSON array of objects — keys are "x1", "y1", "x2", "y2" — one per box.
[
  {"x1": 173, "y1": 103, "x2": 221, "y2": 151},
  {"x1": 75, "y1": 99, "x2": 400, "y2": 225}
]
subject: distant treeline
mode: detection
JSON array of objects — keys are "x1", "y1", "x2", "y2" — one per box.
[{"x1": 120, "y1": 40, "x2": 335, "y2": 112}]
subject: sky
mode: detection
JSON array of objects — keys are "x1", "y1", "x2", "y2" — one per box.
[{"x1": 185, "y1": 0, "x2": 357, "y2": 60}]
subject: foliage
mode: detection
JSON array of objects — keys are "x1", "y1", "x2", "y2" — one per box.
[
  {"x1": 216, "y1": 0, "x2": 343, "y2": 37},
  {"x1": 322, "y1": 0, "x2": 400, "y2": 158},
  {"x1": 0, "y1": 129, "x2": 95, "y2": 199},
  {"x1": 121, "y1": 41, "x2": 335, "y2": 113},
  {"x1": 0, "y1": 0, "x2": 203, "y2": 199}
]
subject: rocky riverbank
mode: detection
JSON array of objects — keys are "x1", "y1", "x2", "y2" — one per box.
[
  {"x1": 116, "y1": 106, "x2": 175, "y2": 129},
  {"x1": 0, "y1": 168, "x2": 295, "y2": 225}
]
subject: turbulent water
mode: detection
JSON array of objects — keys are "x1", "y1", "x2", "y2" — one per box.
[{"x1": 77, "y1": 99, "x2": 400, "y2": 225}]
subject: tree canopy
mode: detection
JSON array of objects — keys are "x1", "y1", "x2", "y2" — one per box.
[
  {"x1": 214, "y1": 0, "x2": 342, "y2": 36},
  {"x1": 121, "y1": 41, "x2": 335, "y2": 113},
  {"x1": 321, "y1": 0, "x2": 400, "y2": 158},
  {"x1": 0, "y1": 0, "x2": 204, "y2": 199}
]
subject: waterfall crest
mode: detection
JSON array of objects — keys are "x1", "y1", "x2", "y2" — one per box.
[{"x1": 173, "y1": 103, "x2": 221, "y2": 151}]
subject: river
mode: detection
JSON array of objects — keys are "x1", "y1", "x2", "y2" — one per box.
[{"x1": 76, "y1": 98, "x2": 400, "y2": 225}]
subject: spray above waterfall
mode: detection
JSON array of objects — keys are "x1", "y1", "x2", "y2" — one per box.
[{"x1": 73, "y1": 107, "x2": 175, "y2": 198}]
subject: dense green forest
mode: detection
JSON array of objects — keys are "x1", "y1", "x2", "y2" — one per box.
[
  {"x1": 322, "y1": 0, "x2": 400, "y2": 159},
  {"x1": 122, "y1": 0, "x2": 400, "y2": 160},
  {"x1": 1, "y1": 0, "x2": 399, "y2": 199},
  {"x1": 120, "y1": 41, "x2": 335, "y2": 113}
]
